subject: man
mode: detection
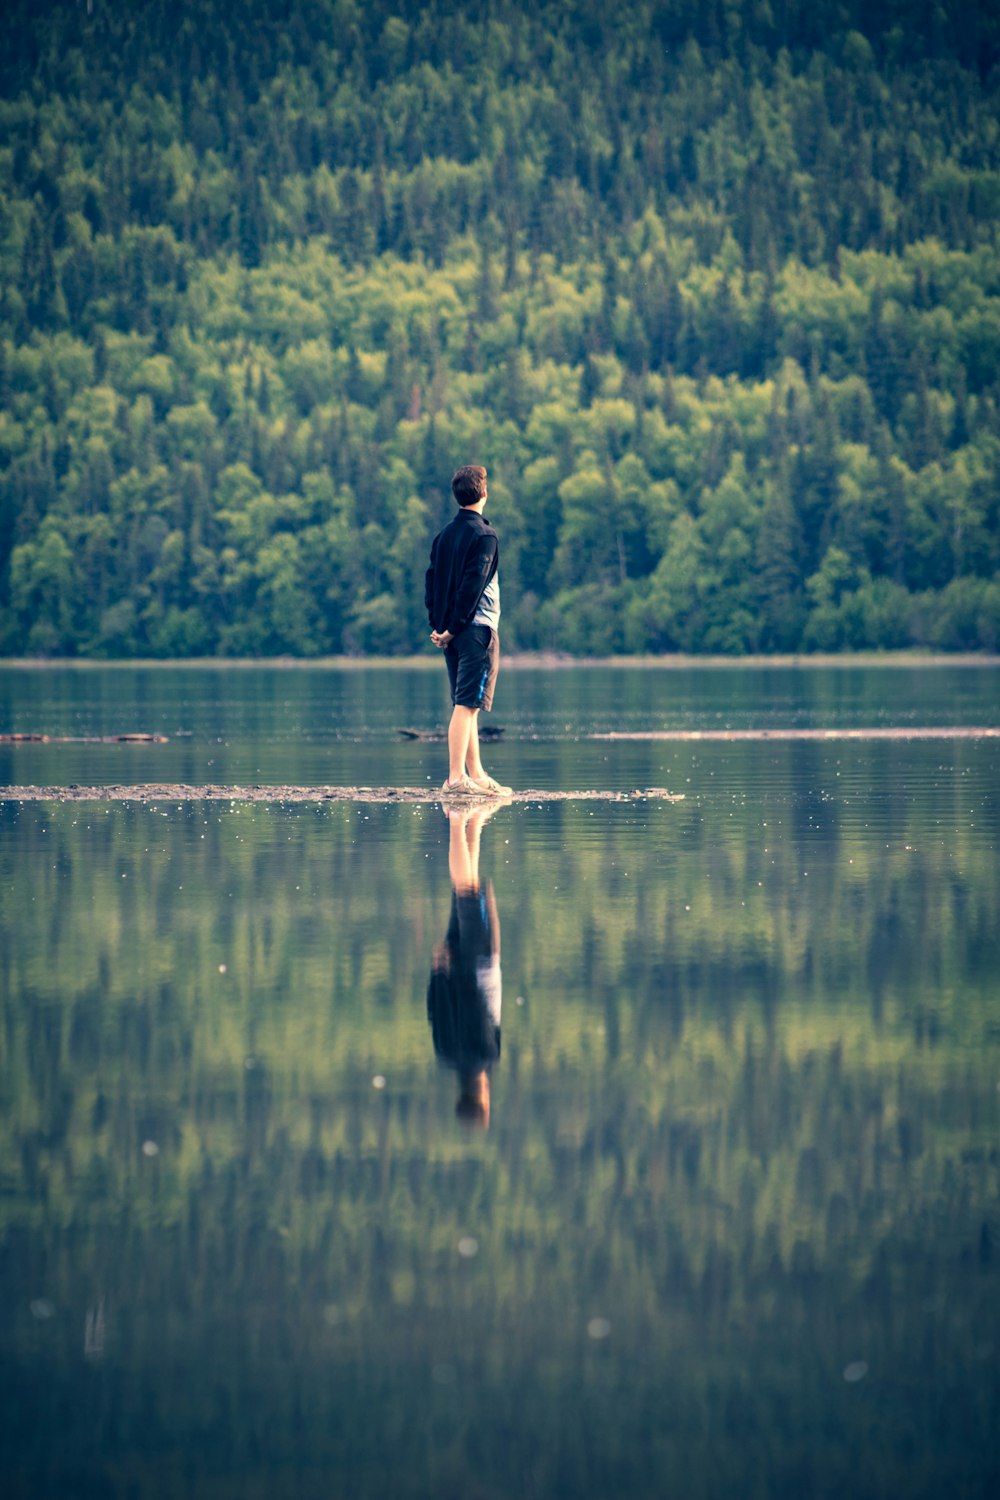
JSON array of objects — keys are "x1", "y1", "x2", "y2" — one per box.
[
  {"x1": 425, "y1": 464, "x2": 512, "y2": 797},
  {"x1": 427, "y1": 800, "x2": 503, "y2": 1128}
]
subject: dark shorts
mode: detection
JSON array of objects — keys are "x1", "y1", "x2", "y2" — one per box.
[{"x1": 445, "y1": 625, "x2": 499, "y2": 711}]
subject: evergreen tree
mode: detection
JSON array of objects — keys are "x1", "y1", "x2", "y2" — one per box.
[{"x1": 0, "y1": 0, "x2": 997, "y2": 657}]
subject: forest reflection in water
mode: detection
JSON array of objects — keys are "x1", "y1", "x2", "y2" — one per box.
[{"x1": 1, "y1": 738, "x2": 999, "y2": 1499}]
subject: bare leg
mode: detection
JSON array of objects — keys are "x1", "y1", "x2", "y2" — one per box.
[
  {"x1": 447, "y1": 704, "x2": 478, "y2": 783},
  {"x1": 445, "y1": 706, "x2": 509, "y2": 794},
  {"x1": 447, "y1": 807, "x2": 477, "y2": 892},
  {"x1": 462, "y1": 799, "x2": 494, "y2": 875},
  {"x1": 465, "y1": 710, "x2": 487, "y2": 782},
  {"x1": 447, "y1": 801, "x2": 501, "y2": 888}
]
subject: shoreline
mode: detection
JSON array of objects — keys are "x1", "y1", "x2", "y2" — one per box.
[{"x1": 1, "y1": 651, "x2": 999, "y2": 671}]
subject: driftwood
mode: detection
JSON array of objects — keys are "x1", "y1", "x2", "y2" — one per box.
[
  {"x1": 0, "y1": 732, "x2": 169, "y2": 744},
  {"x1": 397, "y1": 725, "x2": 504, "y2": 741}
]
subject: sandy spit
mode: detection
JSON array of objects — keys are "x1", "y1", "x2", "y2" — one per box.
[{"x1": 0, "y1": 784, "x2": 685, "y2": 805}]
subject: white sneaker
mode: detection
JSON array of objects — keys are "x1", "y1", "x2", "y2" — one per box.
[
  {"x1": 440, "y1": 775, "x2": 479, "y2": 797},
  {"x1": 469, "y1": 774, "x2": 513, "y2": 796}
]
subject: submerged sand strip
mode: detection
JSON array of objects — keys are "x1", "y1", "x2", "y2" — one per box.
[
  {"x1": 591, "y1": 726, "x2": 1000, "y2": 741},
  {"x1": 0, "y1": 784, "x2": 684, "y2": 804}
]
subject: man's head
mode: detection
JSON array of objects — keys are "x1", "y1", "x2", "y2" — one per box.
[
  {"x1": 455, "y1": 1070, "x2": 490, "y2": 1129},
  {"x1": 452, "y1": 465, "x2": 488, "y2": 508}
]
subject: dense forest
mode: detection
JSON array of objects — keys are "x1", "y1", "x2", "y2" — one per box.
[{"x1": 1, "y1": 0, "x2": 999, "y2": 657}]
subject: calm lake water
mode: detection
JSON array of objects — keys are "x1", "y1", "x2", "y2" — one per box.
[{"x1": 2, "y1": 663, "x2": 999, "y2": 1499}]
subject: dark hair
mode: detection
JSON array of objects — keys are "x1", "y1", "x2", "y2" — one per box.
[{"x1": 452, "y1": 465, "x2": 488, "y2": 507}]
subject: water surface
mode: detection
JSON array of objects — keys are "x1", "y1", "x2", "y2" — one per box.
[
  {"x1": 2, "y1": 658, "x2": 997, "y2": 790},
  {"x1": 1, "y1": 665, "x2": 998, "y2": 1498}
]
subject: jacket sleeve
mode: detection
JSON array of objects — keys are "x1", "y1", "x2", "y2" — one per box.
[
  {"x1": 448, "y1": 535, "x2": 498, "y2": 636},
  {"x1": 424, "y1": 536, "x2": 438, "y2": 626}
]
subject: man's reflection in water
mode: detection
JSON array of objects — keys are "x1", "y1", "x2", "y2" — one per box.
[{"x1": 427, "y1": 800, "x2": 503, "y2": 1128}]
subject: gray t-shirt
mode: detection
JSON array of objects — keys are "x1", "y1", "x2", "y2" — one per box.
[{"x1": 473, "y1": 572, "x2": 500, "y2": 631}]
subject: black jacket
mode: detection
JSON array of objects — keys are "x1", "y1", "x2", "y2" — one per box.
[
  {"x1": 424, "y1": 507, "x2": 499, "y2": 638},
  {"x1": 427, "y1": 887, "x2": 502, "y2": 1075}
]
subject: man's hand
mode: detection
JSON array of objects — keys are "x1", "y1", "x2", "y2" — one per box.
[{"x1": 430, "y1": 629, "x2": 453, "y2": 648}]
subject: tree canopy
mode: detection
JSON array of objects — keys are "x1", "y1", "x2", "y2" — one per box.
[{"x1": 1, "y1": 0, "x2": 999, "y2": 656}]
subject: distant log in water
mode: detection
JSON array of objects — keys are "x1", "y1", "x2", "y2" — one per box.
[
  {"x1": 0, "y1": 784, "x2": 683, "y2": 804},
  {"x1": 397, "y1": 725, "x2": 504, "y2": 741},
  {"x1": 0, "y1": 732, "x2": 169, "y2": 744},
  {"x1": 590, "y1": 727, "x2": 1000, "y2": 741}
]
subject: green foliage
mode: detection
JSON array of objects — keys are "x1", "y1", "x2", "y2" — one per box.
[{"x1": 0, "y1": 0, "x2": 999, "y2": 656}]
